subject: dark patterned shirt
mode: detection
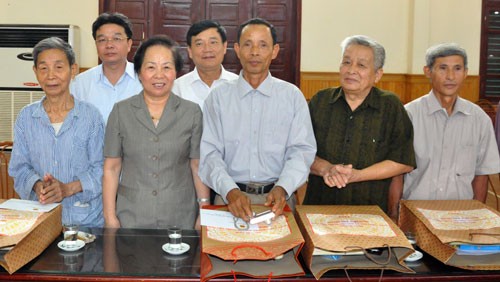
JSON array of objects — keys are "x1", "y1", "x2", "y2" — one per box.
[{"x1": 303, "y1": 86, "x2": 416, "y2": 211}]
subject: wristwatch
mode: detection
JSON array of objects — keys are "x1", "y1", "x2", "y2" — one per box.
[{"x1": 197, "y1": 198, "x2": 209, "y2": 204}]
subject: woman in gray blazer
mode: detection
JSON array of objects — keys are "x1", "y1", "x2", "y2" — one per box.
[{"x1": 102, "y1": 35, "x2": 210, "y2": 229}]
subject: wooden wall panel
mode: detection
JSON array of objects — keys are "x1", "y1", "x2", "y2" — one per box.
[{"x1": 300, "y1": 72, "x2": 480, "y2": 104}]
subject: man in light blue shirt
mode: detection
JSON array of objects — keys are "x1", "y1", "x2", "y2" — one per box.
[
  {"x1": 71, "y1": 12, "x2": 142, "y2": 123},
  {"x1": 199, "y1": 18, "x2": 316, "y2": 220}
]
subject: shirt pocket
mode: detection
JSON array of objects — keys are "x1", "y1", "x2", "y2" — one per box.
[
  {"x1": 455, "y1": 144, "x2": 476, "y2": 177},
  {"x1": 72, "y1": 134, "x2": 89, "y2": 171},
  {"x1": 264, "y1": 111, "x2": 293, "y2": 154}
]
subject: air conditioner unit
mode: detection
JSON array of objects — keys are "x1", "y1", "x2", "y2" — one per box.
[
  {"x1": 0, "y1": 24, "x2": 80, "y2": 141},
  {"x1": 0, "y1": 24, "x2": 80, "y2": 90}
]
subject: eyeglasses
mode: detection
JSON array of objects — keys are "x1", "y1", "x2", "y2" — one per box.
[{"x1": 95, "y1": 37, "x2": 128, "y2": 46}]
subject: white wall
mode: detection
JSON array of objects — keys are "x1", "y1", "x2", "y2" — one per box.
[
  {"x1": 410, "y1": 0, "x2": 481, "y2": 74},
  {"x1": 302, "y1": 0, "x2": 482, "y2": 75},
  {"x1": 0, "y1": 0, "x2": 482, "y2": 74},
  {"x1": 302, "y1": 0, "x2": 411, "y2": 73},
  {"x1": 0, "y1": 0, "x2": 98, "y2": 68}
]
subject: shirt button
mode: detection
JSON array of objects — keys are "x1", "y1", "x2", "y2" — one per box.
[
  {"x1": 152, "y1": 155, "x2": 158, "y2": 161},
  {"x1": 152, "y1": 137, "x2": 159, "y2": 142},
  {"x1": 152, "y1": 190, "x2": 157, "y2": 196},
  {"x1": 349, "y1": 116, "x2": 353, "y2": 120},
  {"x1": 152, "y1": 173, "x2": 158, "y2": 178}
]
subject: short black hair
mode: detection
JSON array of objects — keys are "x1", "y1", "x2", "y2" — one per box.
[
  {"x1": 33, "y1": 37, "x2": 76, "y2": 67},
  {"x1": 186, "y1": 20, "x2": 227, "y2": 46},
  {"x1": 133, "y1": 35, "x2": 183, "y2": 74},
  {"x1": 92, "y1": 12, "x2": 133, "y2": 40},
  {"x1": 237, "y1": 18, "x2": 277, "y2": 45}
]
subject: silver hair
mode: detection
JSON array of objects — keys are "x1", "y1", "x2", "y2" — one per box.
[
  {"x1": 425, "y1": 43, "x2": 468, "y2": 69},
  {"x1": 340, "y1": 35, "x2": 385, "y2": 70},
  {"x1": 33, "y1": 37, "x2": 76, "y2": 67}
]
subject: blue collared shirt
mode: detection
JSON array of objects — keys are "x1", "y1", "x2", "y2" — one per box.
[
  {"x1": 8, "y1": 97, "x2": 105, "y2": 227},
  {"x1": 199, "y1": 72, "x2": 317, "y2": 201},
  {"x1": 70, "y1": 61, "x2": 143, "y2": 123}
]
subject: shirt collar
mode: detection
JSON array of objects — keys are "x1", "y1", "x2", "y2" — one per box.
[
  {"x1": 427, "y1": 90, "x2": 471, "y2": 116},
  {"x1": 189, "y1": 67, "x2": 203, "y2": 85},
  {"x1": 32, "y1": 95, "x2": 81, "y2": 120},
  {"x1": 124, "y1": 61, "x2": 138, "y2": 80},
  {"x1": 97, "y1": 61, "x2": 138, "y2": 82},
  {"x1": 130, "y1": 90, "x2": 181, "y2": 111},
  {"x1": 189, "y1": 66, "x2": 235, "y2": 86},
  {"x1": 237, "y1": 71, "x2": 273, "y2": 99},
  {"x1": 330, "y1": 87, "x2": 382, "y2": 111}
]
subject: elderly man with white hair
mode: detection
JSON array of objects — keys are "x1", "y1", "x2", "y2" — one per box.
[{"x1": 303, "y1": 35, "x2": 416, "y2": 220}]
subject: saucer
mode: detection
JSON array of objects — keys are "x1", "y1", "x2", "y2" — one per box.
[
  {"x1": 77, "y1": 231, "x2": 96, "y2": 243},
  {"x1": 58, "y1": 239, "x2": 85, "y2": 252},
  {"x1": 404, "y1": 250, "x2": 423, "y2": 262},
  {"x1": 162, "y1": 242, "x2": 190, "y2": 255}
]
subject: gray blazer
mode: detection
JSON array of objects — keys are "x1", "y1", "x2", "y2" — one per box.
[{"x1": 104, "y1": 92, "x2": 202, "y2": 229}]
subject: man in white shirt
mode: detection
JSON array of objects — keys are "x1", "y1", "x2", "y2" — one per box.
[
  {"x1": 71, "y1": 13, "x2": 143, "y2": 123},
  {"x1": 172, "y1": 20, "x2": 238, "y2": 110}
]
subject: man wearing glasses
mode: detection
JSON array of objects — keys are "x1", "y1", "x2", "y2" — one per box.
[{"x1": 71, "y1": 12, "x2": 143, "y2": 124}]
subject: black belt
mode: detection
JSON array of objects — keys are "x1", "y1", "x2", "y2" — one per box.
[{"x1": 236, "y1": 183, "x2": 274, "y2": 194}]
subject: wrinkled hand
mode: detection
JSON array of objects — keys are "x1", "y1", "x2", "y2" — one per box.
[
  {"x1": 37, "y1": 174, "x2": 67, "y2": 204},
  {"x1": 226, "y1": 188, "x2": 253, "y2": 221},
  {"x1": 264, "y1": 186, "x2": 287, "y2": 217},
  {"x1": 323, "y1": 164, "x2": 353, "y2": 188}
]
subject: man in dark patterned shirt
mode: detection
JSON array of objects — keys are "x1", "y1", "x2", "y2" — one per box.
[{"x1": 303, "y1": 35, "x2": 416, "y2": 217}]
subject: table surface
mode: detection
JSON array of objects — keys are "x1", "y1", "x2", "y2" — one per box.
[{"x1": 0, "y1": 227, "x2": 499, "y2": 281}]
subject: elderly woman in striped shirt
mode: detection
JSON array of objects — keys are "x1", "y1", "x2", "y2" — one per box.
[{"x1": 8, "y1": 37, "x2": 105, "y2": 227}]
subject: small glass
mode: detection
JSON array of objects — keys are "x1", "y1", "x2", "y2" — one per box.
[
  {"x1": 62, "y1": 224, "x2": 79, "y2": 247},
  {"x1": 167, "y1": 226, "x2": 182, "y2": 250},
  {"x1": 405, "y1": 231, "x2": 417, "y2": 246}
]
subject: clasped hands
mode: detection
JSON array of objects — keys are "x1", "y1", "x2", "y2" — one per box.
[
  {"x1": 226, "y1": 186, "x2": 287, "y2": 222},
  {"x1": 33, "y1": 173, "x2": 68, "y2": 204},
  {"x1": 323, "y1": 163, "x2": 353, "y2": 188}
]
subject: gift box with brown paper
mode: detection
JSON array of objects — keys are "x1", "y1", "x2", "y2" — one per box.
[
  {"x1": 200, "y1": 205, "x2": 304, "y2": 281},
  {"x1": 0, "y1": 199, "x2": 62, "y2": 274},
  {"x1": 400, "y1": 200, "x2": 500, "y2": 270},
  {"x1": 296, "y1": 205, "x2": 415, "y2": 280}
]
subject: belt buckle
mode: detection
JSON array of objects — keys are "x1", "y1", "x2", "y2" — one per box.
[{"x1": 246, "y1": 183, "x2": 264, "y2": 195}]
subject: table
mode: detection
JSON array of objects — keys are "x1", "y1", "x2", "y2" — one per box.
[{"x1": 0, "y1": 227, "x2": 499, "y2": 281}]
